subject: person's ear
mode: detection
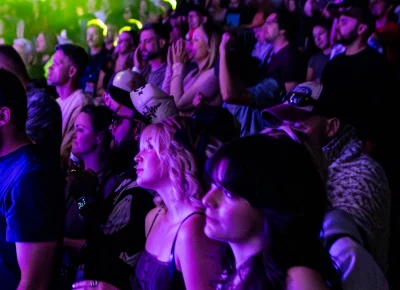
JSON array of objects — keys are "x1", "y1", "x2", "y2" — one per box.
[
  {"x1": 0, "y1": 107, "x2": 11, "y2": 127},
  {"x1": 96, "y1": 131, "x2": 105, "y2": 147},
  {"x1": 69, "y1": 65, "x2": 78, "y2": 78},
  {"x1": 358, "y1": 23, "x2": 367, "y2": 35},
  {"x1": 326, "y1": 117, "x2": 340, "y2": 138},
  {"x1": 159, "y1": 38, "x2": 167, "y2": 49}
]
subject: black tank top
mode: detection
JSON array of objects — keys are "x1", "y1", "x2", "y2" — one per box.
[{"x1": 135, "y1": 211, "x2": 205, "y2": 290}]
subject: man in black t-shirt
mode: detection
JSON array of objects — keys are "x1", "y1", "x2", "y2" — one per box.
[
  {"x1": 0, "y1": 69, "x2": 63, "y2": 290},
  {"x1": 320, "y1": 1, "x2": 397, "y2": 145}
]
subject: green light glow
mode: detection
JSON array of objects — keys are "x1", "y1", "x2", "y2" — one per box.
[
  {"x1": 127, "y1": 19, "x2": 143, "y2": 30},
  {"x1": 87, "y1": 18, "x2": 108, "y2": 37}
]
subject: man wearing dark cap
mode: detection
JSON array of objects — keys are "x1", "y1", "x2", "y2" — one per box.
[
  {"x1": 321, "y1": 0, "x2": 397, "y2": 147},
  {"x1": 48, "y1": 44, "x2": 90, "y2": 158},
  {"x1": 321, "y1": 5, "x2": 398, "y2": 258},
  {"x1": 262, "y1": 82, "x2": 391, "y2": 273}
]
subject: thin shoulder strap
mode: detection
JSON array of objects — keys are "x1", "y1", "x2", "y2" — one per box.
[
  {"x1": 146, "y1": 208, "x2": 163, "y2": 238},
  {"x1": 169, "y1": 211, "x2": 205, "y2": 275}
]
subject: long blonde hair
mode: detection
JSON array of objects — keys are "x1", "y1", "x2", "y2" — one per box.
[
  {"x1": 139, "y1": 116, "x2": 221, "y2": 209},
  {"x1": 199, "y1": 23, "x2": 221, "y2": 72}
]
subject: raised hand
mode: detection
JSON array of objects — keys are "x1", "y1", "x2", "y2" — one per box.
[
  {"x1": 172, "y1": 38, "x2": 188, "y2": 64},
  {"x1": 134, "y1": 45, "x2": 143, "y2": 70},
  {"x1": 219, "y1": 32, "x2": 231, "y2": 53}
]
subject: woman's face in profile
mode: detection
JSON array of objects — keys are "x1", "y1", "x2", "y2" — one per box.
[
  {"x1": 189, "y1": 27, "x2": 209, "y2": 62},
  {"x1": 134, "y1": 135, "x2": 169, "y2": 190},
  {"x1": 72, "y1": 112, "x2": 99, "y2": 158},
  {"x1": 202, "y1": 160, "x2": 262, "y2": 243}
]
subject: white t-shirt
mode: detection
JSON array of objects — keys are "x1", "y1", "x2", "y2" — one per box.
[{"x1": 56, "y1": 89, "x2": 89, "y2": 156}]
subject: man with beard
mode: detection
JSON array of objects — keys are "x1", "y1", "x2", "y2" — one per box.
[
  {"x1": 133, "y1": 23, "x2": 169, "y2": 90},
  {"x1": 262, "y1": 82, "x2": 391, "y2": 274},
  {"x1": 66, "y1": 69, "x2": 154, "y2": 290},
  {"x1": 321, "y1": 1, "x2": 397, "y2": 147},
  {"x1": 320, "y1": 4, "x2": 398, "y2": 243}
]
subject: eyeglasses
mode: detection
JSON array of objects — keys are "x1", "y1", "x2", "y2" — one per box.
[
  {"x1": 282, "y1": 92, "x2": 319, "y2": 107},
  {"x1": 111, "y1": 113, "x2": 132, "y2": 128}
]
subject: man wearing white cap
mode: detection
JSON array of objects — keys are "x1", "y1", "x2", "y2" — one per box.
[
  {"x1": 130, "y1": 83, "x2": 178, "y2": 124},
  {"x1": 70, "y1": 69, "x2": 154, "y2": 290}
]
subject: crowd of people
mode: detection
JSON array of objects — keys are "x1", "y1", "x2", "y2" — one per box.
[{"x1": 1, "y1": 0, "x2": 400, "y2": 289}]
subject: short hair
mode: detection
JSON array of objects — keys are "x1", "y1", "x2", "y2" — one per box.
[
  {"x1": 312, "y1": 18, "x2": 332, "y2": 32},
  {"x1": 87, "y1": 19, "x2": 107, "y2": 37},
  {"x1": 0, "y1": 68, "x2": 27, "y2": 131},
  {"x1": 188, "y1": 4, "x2": 209, "y2": 17},
  {"x1": 120, "y1": 29, "x2": 139, "y2": 48},
  {"x1": 55, "y1": 44, "x2": 89, "y2": 78},
  {"x1": 275, "y1": 8, "x2": 296, "y2": 42},
  {"x1": 140, "y1": 22, "x2": 170, "y2": 42},
  {"x1": 0, "y1": 44, "x2": 30, "y2": 83}
]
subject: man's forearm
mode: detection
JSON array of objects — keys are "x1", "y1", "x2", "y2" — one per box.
[{"x1": 219, "y1": 51, "x2": 252, "y2": 105}]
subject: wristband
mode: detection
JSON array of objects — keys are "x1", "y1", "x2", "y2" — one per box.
[{"x1": 77, "y1": 196, "x2": 95, "y2": 211}]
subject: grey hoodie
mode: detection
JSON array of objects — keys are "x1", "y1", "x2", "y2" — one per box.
[{"x1": 322, "y1": 209, "x2": 388, "y2": 290}]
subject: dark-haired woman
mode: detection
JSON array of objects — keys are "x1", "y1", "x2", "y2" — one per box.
[
  {"x1": 63, "y1": 105, "x2": 117, "y2": 287},
  {"x1": 203, "y1": 134, "x2": 342, "y2": 290}
]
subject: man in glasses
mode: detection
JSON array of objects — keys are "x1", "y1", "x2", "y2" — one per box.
[
  {"x1": 262, "y1": 81, "x2": 391, "y2": 274},
  {"x1": 104, "y1": 69, "x2": 147, "y2": 170}
]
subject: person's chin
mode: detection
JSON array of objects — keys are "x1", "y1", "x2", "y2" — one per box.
[
  {"x1": 203, "y1": 223, "x2": 214, "y2": 238},
  {"x1": 204, "y1": 223, "x2": 222, "y2": 240},
  {"x1": 71, "y1": 150, "x2": 82, "y2": 158},
  {"x1": 47, "y1": 78, "x2": 55, "y2": 86}
]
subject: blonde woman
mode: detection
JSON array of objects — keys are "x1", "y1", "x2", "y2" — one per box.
[
  {"x1": 72, "y1": 117, "x2": 222, "y2": 290},
  {"x1": 163, "y1": 24, "x2": 222, "y2": 116},
  {"x1": 133, "y1": 116, "x2": 222, "y2": 290}
]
